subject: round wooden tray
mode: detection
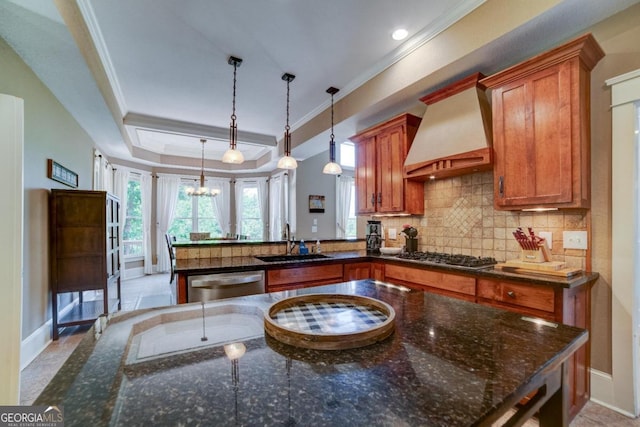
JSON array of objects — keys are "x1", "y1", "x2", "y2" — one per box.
[{"x1": 264, "y1": 294, "x2": 395, "y2": 350}]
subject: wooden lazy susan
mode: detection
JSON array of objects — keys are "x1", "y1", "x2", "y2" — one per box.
[{"x1": 264, "y1": 294, "x2": 396, "y2": 350}]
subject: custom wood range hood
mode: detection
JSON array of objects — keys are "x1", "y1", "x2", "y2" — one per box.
[{"x1": 404, "y1": 73, "x2": 493, "y2": 180}]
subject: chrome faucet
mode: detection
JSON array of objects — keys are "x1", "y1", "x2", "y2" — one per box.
[{"x1": 284, "y1": 223, "x2": 296, "y2": 255}]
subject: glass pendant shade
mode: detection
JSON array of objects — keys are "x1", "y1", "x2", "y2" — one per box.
[
  {"x1": 323, "y1": 86, "x2": 342, "y2": 174},
  {"x1": 222, "y1": 148, "x2": 244, "y2": 164},
  {"x1": 322, "y1": 161, "x2": 342, "y2": 174},
  {"x1": 277, "y1": 155, "x2": 298, "y2": 169}
]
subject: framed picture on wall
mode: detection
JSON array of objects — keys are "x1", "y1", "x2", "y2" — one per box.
[
  {"x1": 47, "y1": 159, "x2": 78, "y2": 188},
  {"x1": 309, "y1": 195, "x2": 325, "y2": 213}
]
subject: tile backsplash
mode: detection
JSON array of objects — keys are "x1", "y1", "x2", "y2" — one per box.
[{"x1": 375, "y1": 171, "x2": 587, "y2": 269}]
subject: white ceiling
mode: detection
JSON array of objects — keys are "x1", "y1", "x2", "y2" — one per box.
[{"x1": 0, "y1": 0, "x2": 639, "y2": 174}]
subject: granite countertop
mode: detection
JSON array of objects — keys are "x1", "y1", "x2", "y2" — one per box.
[
  {"x1": 35, "y1": 280, "x2": 586, "y2": 426},
  {"x1": 175, "y1": 250, "x2": 598, "y2": 289}
]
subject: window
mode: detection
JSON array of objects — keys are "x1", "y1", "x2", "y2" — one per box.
[
  {"x1": 123, "y1": 177, "x2": 143, "y2": 257},
  {"x1": 340, "y1": 141, "x2": 355, "y2": 168},
  {"x1": 238, "y1": 182, "x2": 263, "y2": 240},
  {"x1": 345, "y1": 181, "x2": 357, "y2": 238},
  {"x1": 168, "y1": 181, "x2": 222, "y2": 240}
]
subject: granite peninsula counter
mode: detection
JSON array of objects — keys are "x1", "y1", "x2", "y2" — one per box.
[{"x1": 35, "y1": 279, "x2": 587, "y2": 426}]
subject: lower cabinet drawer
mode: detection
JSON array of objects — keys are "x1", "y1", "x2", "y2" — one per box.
[
  {"x1": 384, "y1": 264, "x2": 476, "y2": 296},
  {"x1": 267, "y1": 264, "x2": 344, "y2": 290},
  {"x1": 477, "y1": 279, "x2": 555, "y2": 313}
]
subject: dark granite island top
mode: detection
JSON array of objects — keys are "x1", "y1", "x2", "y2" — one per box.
[{"x1": 36, "y1": 280, "x2": 587, "y2": 426}]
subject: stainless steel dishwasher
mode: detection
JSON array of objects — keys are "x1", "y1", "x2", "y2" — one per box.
[{"x1": 187, "y1": 271, "x2": 265, "y2": 302}]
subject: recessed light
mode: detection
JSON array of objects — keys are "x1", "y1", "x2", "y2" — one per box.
[{"x1": 391, "y1": 28, "x2": 408, "y2": 41}]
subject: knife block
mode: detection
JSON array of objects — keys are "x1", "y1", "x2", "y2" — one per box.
[{"x1": 520, "y1": 241, "x2": 551, "y2": 263}]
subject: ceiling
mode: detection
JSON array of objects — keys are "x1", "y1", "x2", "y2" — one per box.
[{"x1": 0, "y1": 0, "x2": 638, "y2": 174}]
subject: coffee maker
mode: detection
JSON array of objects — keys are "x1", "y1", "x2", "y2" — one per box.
[{"x1": 366, "y1": 220, "x2": 382, "y2": 254}]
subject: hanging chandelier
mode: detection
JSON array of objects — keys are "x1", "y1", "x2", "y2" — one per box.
[
  {"x1": 186, "y1": 139, "x2": 220, "y2": 197},
  {"x1": 277, "y1": 73, "x2": 298, "y2": 170},
  {"x1": 322, "y1": 86, "x2": 342, "y2": 175},
  {"x1": 222, "y1": 56, "x2": 245, "y2": 164}
]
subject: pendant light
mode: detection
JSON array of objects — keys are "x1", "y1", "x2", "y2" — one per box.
[
  {"x1": 322, "y1": 86, "x2": 342, "y2": 175},
  {"x1": 277, "y1": 73, "x2": 298, "y2": 170},
  {"x1": 222, "y1": 56, "x2": 244, "y2": 164},
  {"x1": 186, "y1": 139, "x2": 220, "y2": 197}
]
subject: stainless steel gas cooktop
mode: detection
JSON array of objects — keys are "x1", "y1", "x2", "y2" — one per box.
[{"x1": 395, "y1": 251, "x2": 497, "y2": 269}]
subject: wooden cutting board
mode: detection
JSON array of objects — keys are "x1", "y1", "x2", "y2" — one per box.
[
  {"x1": 504, "y1": 259, "x2": 566, "y2": 271},
  {"x1": 495, "y1": 259, "x2": 583, "y2": 278}
]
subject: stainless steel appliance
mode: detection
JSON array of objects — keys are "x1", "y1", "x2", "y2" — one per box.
[
  {"x1": 396, "y1": 251, "x2": 497, "y2": 269},
  {"x1": 366, "y1": 220, "x2": 382, "y2": 253},
  {"x1": 188, "y1": 271, "x2": 265, "y2": 302}
]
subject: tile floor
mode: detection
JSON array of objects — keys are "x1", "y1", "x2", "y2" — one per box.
[{"x1": 20, "y1": 274, "x2": 640, "y2": 426}]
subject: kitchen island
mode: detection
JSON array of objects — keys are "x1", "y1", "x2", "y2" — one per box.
[{"x1": 36, "y1": 279, "x2": 587, "y2": 426}]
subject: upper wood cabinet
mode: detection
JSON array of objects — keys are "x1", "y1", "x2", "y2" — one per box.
[
  {"x1": 480, "y1": 34, "x2": 604, "y2": 210},
  {"x1": 350, "y1": 114, "x2": 423, "y2": 215}
]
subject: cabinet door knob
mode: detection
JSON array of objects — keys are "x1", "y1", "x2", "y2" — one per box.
[
  {"x1": 507, "y1": 290, "x2": 516, "y2": 298},
  {"x1": 499, "y1": 176, "x2": 504, "y2": 198}
]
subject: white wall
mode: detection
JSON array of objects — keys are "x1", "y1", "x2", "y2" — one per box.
[
  {"x1": 0, "y1": 38, "x2": 96, "y2": 347},
  {"x1": 0, "y1": 94, "x2": 24, "y2": 403},
  {"x1": 295, "y1": 151, "x2": 352, "y2": 240}
]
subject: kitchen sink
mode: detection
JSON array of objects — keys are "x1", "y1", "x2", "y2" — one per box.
[{"x1": 254, "y1": 254, "x2": 329, "y2": 263}]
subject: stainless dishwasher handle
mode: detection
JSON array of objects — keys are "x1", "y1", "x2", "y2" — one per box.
[{"x1": 191, "y1": 273, "x2": 264, "y2": 288}]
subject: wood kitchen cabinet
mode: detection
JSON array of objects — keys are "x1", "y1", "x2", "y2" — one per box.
[
  {"x1": 476, "y1": 277, "x2": 592, "y2": 420},
  {"x1": 49, "y1": 190, "x2": 121, "y2": 340},
  {"x1": 266, "y1": 264, "x2": 344, "y2": 293},
  {"x1": 480, "y1": 34, "x2": 604, "y2": 210},
  {"x1": 350, "y1": 114, "x2": 423, "y2": 215},
  {"x1": 342, "y1": 261, "x2": 385, "y2": 281},
  {"x1": 343, "y1": 262, "x2": 372, "y2": 281},
  {"x1": 383, "y1": 263, "x2": 476, "y2": 302}
]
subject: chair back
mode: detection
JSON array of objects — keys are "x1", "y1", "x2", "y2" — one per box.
[{"x1": 165, "y1": 233, "x2": 175, "y2": 261}]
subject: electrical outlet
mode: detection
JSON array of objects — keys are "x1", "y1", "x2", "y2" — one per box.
[
  {"x1": 538, "y1": 231, "x2": 552, "y2": 249},
  {"x1": 388, "y1": 228, "x2": 397, "y2": 240},
  {"x1": 563, "y1": 231, "x2": 587, "y2": 250},
  {"x1": 311, "y1": 225, "x2": 317, "y2": 233}
]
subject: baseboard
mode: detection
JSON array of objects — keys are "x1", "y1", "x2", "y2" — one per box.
[
  {"x1": 124, "y1": 266, "x2": 145, "y2": 280},
  {"x1": 20, "y1": 298, "x2": 78, "y2": 370},
  {"x1": 590, "y1": 368, "x2": 638, "y2": 418}
]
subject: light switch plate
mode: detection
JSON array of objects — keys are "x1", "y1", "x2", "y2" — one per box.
[
  {"x1": 388, "y1": 228, "x2": 397, "y2": 240},
  {"x1": 538, "y1": 231, "x2": 552, "y2": 249},
  {"x1": 563, "y1": 231, "x2": 587, "y2": 250}
]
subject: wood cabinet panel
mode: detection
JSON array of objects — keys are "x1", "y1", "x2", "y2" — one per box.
[
  {"x1": 266, "y1": 264, "x2": 343, "y2": 292},
  {"x1": 481, "y1": 34, "x2": 604, "y2": 210},
  {"x1": 351, "y1": 114, "x2": 423, "y2": 215},
  {"x1": 477, "y1": 278, "x2": 555, "y2": 313},
  {"x1": 371, "y1": 262, "x2": 385, "y2": 281},
  {"x1": 343, "y1": 262, "x2": 372, "y2": 281},
  {"x1": 384, "y1": 263, "x2": 476, "y2": 296},
  {"x1": 355, "y1": 136, "x2": 377, "y2": 214},
  {"x1": 50, "y1": 190, "x2": 121, "y2": 340}
]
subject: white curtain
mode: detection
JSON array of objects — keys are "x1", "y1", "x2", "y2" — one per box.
[
  {"x1": 140, "y1": 173, "x2": 153, "y2": 274},
  {"x1": 336, "y1": 175, "x2": 353, "y2": 238},
  {"x1": 288, "y1": 170, "x2": 297, "y2": 237},
  {"x1": 269, "y1": 173, "x2": 285, "y2": 240},
  {"x1": 113, "y1": 169, "x2": 130, "y2": 278},
  {"x1": 234, "y1": 180, "x2": 245, "y2": 237},
  {"x1": 256, "y1": 178, "x2": 268, "y2": 241},
  {"x1": 157, "y1": 175, "x2": 181, "y2": 273},
  {"x1": 206, "y1": 177, "x2": 231, "y2": 236}
]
